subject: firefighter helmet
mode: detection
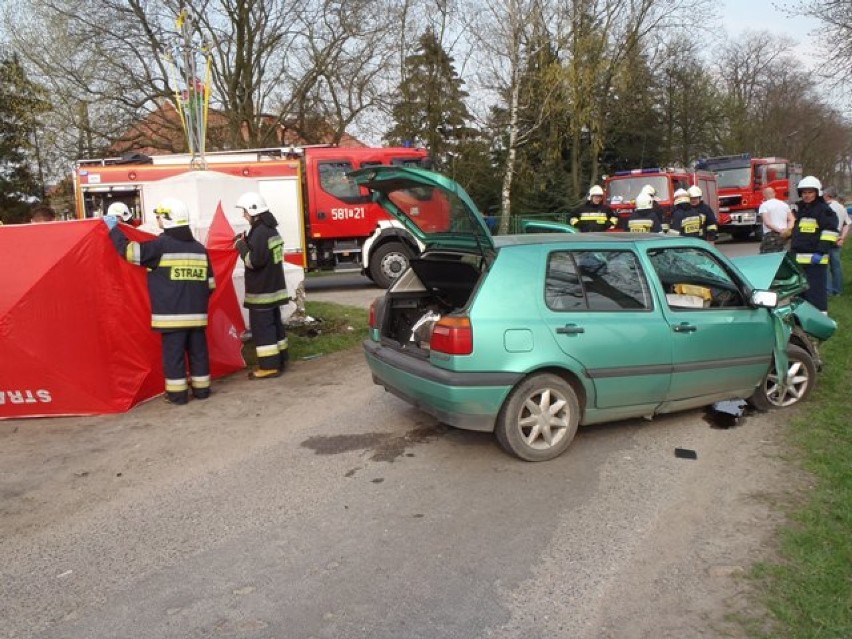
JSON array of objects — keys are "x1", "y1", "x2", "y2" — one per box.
[
  {"x1": 153, "y1": 198, "x2": 190, "y2": 228},
  {"x1": 687, "y1": 185, "x2": 702, "y2": 199},
  {"x1": 640, "y1": 184, "x2": 657, "y2": 198},
  {"x1": 107, "y1": 201, "x2": 132, "y2": 222},
  {"x1": 635, "y1": 193, "x2": 654, "y2": 211},
  {"x1": 673, "y1": 189, "x2": 690, "y2": 205},
  {"x1": 587, "y1": 185, "x2": 604, "y2": 199},
  {"x1": 236, "y1": 192, "x2": 270, "y2": 216},
  {"x1": 797, "y1": 175, "x2": 822, "y2": 195}
]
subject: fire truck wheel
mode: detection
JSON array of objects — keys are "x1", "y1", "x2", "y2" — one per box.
[{"x1": 370, "y1": 241, "x2": 412, "y2": 289}]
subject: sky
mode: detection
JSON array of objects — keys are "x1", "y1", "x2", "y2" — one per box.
[{"x1": 719, "y1": 0, "x2": 823, "y2": 68}]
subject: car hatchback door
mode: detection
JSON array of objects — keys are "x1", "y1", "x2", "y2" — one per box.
[
  {"x1": 539, "y1": 248, "x2": 673, "y2": 410},
  {"x1": 645, "y1": 245, "x2": 774, "y2": 401}
]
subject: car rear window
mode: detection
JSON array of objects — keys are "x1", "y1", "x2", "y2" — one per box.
[{"x1": 546, "y1": 250, "x2": 651, "y2": 311}]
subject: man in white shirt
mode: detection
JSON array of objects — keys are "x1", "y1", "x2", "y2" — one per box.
[
  {"x1": 758, "y1": 187, "x2": 794, "y2": 253},
  {"x1": 823, "y1": 186, "x2": 849, "y2": 295}
]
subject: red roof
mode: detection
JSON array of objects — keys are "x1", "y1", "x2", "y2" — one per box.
[{"x1": 111, "y1": 101, "x2": 364, "y2": 156}]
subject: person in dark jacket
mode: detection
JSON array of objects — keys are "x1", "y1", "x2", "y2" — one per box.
[
  {"x1": 569, "y1": 185, "x2": 619, "y2": 232},
  {"x1": 667, "y1": 189, "x2": 704, "y2": 237},
  {"x1": 627, "y1": 193, "x2": 662, "y2": 233},
  {"x1": 687, "y1": 185, "x2": 718, "y2": 243},
  {"x1": 234, "y1": 192, "x2": 290, "y2": 379},
  {"x1": 106, "y1": 197, "x2": 215, "y2": 405},
  {"x1": 790, "y1": 176, "x2": 839, "y2": 312}
]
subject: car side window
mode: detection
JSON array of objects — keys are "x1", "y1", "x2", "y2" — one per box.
[
  {"x1": 318, "y1": 161, "x2": 368, "y2": 202},
  {"x1": 648, "y1": 247, "x2": 746, "y2": 310},
  {"x1": 546, "y1": 250, "x2": 652, "y2": 311}
]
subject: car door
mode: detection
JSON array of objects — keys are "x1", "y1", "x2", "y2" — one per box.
[
  {"x1": 539, "y1": 248, "x2": 672, "y2": 410},
  {"x1": 644, "y1": 245, "x2": 774, "y2": 401}
]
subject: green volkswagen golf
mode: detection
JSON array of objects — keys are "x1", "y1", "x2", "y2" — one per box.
[{"x1": 354, "y1": 167, "x2": 836, "y2": 462}]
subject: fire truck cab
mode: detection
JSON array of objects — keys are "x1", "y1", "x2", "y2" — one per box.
[
  {"x1": 604, "y1": 167, "x2": 719, "y2": 229},
  {"x1": 694, "y1": 154, "x2": 802, "y2": 240}
]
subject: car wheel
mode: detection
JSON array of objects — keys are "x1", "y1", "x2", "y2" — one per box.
[
  {"x1": 495, "y1": 373, "x2": 580, "y2": 462},
  {"x1": 369, "y1": 241, "x2": 412, "y2": 289},
  {"x1": 748, "y1": 344, "x2": 816, "y2": 410}
]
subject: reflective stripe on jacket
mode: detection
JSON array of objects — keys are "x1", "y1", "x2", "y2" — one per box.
[
  {"x1": 236, "y1": 220, "x2": 289, "y2": 309},
  {"x1": 791, "y1": 199, "x2": 839, "y2": 258},
  {"x1": 110, "y1": 227, "x2": 214, "y2": 331}
]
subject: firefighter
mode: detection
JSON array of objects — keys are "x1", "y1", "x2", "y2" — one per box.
[
  {"x1": 668, "y1": 189, "x2": 705, "y2": 238},
  {"x1": 790, "y1": 176, "x2": 839, "y2": 312},
  {"x1": 640, "y1": 184, "x2": 669, "y2": 230},
  {"x1": 234, "y1": 192, "x2": 290, "y2": 379},
  {"x1": 569, "y1": 185, "x2": 619, "y2": 232},
  {"x1": 628, "y1": 193, "x2": 662, "y2": 233},
  {"x1": 105, "y1": 198, "x2": 215, "y2": 405},
  {"x1": 687, "y1": 185, "x2": 718, "y2": 243},
  {"x1": 107, "y1": 201, "x2": 137, "y2": 226}
]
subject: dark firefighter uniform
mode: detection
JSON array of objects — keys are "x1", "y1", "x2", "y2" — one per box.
[
  {"x1": 668, "y1": 202, "x2": 706, "y2": 238},
  {"x1": 569, "y1": 202, "x2": 620, "y2": 233},
  {"x1": 235, "y1": 212, "x2": 290, "y2": 376},
  {"x1": 110, "y1": 226, "x2": 215, "y2": 404},
  {"x1": 691, "y1": 201, "x2": 719, "y2": 241},
  {"x1": 790, "y1": 198, "x2": 839, "y2": 312},
  {"x1": 628, "y1": 208, "x2": 662, "y2": 233}
]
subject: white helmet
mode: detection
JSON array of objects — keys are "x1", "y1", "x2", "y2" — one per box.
[
  {"x1": 673, "y1": 188, "x2": 690, "y2": 205},
  {"x1": 687, "y1": 185, "x2": 702, "y2": 199},
  {"x1": 640, "y1": 184, "x2": 657, "y2": 197},
  {"x1": 236, "y1": 192, "x2": 270, "y2": 216},
  {"x1": 635, "y1": 193, "x2": 654, "y2": 211},
  {"x1": 587, "y1": 185, "x2": 604, "y2": 198},
  {"x1": 153, "y1": 198, "x2": 190, "y2": 228},
  {"x1": 107, "y1": 201, "x2": 132, "y2": 222},
  {"x1": 797, "y1": 175, "x2": 822, "y2": 195}
]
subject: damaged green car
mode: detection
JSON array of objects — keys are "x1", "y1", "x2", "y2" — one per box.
[{"x1": 356, "y1": 166, "x2": 836, "y2": 461}]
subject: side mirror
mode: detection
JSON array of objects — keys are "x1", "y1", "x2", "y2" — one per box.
[{"x1": 751, "y1": 289, "x2": 778, "y2": 309}]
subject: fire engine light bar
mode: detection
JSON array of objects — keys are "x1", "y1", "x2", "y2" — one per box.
[{"x1": 612, "y1": 168, "x2": 662, "y2": 176}]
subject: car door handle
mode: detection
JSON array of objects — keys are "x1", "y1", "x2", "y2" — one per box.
[
  {"x1": 673, "y1": 322, "x2": 697, "y2": 333},
  {"x1": 556, "y1": 324, "x2": 585, "y2": 335}
]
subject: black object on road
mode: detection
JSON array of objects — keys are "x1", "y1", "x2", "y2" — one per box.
[{"x1": 674, "y1": 447, "x2": 698, "y2": 460}]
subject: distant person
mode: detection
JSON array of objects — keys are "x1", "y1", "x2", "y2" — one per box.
[
  {"x1": 758, "y1": 187, "x2": 794, "y2": 253},
  {"x1": 107, "y1": 201, "x2": 141, "y2": 227},
  {"x1": 30, "y1": 204, "x2": 56, "y2": 223},
  {"x1": 234, "y1": 192, "x2": 290, "y2": 379},
  {"x1": 790, "y1": 176, "x2": 838, "y2": 312},
  {"x1": 667, "y1": 189, "x2": 705, "y2": 237},
  {"x1": 105, "y1": 197, "x2": 215, "y2": 405},
  {"x1": 823, "y1": 186, "x2": 849, "y2": 296},
  {"x1": 640, "y1": 184, "x2": 669, "y2": 231},
  {"x1": 627, "y1": 193, "x2": 662, "y2": 233},
  {"x1": 687, "y1": 186, "x2": 718, "y2": 243},
  {"x1": 569, "y1": 185, "x2": 619, "y2": 232}
]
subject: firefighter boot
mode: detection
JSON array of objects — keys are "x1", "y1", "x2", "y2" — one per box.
[{"x1": 248, "y1": 368, "x2": 282, "y2": 380}]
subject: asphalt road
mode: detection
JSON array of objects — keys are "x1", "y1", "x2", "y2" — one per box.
[{"x1": 2, "y1": 236, "x2": 786, "y2": 639}]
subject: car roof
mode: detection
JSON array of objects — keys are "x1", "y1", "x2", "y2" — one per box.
[{"x1": 492, "y1": 233, "x2": 707, "y2": 248}]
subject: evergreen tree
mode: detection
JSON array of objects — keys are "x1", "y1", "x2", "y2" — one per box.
[
  {"x1": 385, "y1": 30, "x2": 473, "y2": 169},
  {"x1": 0, "y1": 53, "x2": 46, "y2": 224}
]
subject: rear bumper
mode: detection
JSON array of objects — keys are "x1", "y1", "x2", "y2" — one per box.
[{"x1": 363, "y1": 340, "x2": 521, "y2": 432}]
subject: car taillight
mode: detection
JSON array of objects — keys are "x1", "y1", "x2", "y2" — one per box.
[
  {"x1": 430, "y1": 316, "x2": 473, "y2": 355},
  {"x1": 369, "y1": 298, "x2": 379, "y2": 329}
]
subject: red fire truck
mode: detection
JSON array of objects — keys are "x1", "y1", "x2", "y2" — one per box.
[
  {"x1": 73, "y1": 145, "x2": 431, "y2": 287},
  {"x1": 694, "y1": 154, "x2": 802, "y2": 240},
  {"x1": 603, "y1": 167, "x2": 719, "y2": 228}
]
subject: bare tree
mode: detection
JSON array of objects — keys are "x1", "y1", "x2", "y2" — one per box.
[
  {"x1": 2, "y1": 0, "x2": 399, "y2": 166},
  {"x1": 789, "y1": 0, "x2": 852, "y2": 95}
]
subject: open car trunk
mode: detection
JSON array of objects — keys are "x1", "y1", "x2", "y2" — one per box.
[{"x1": 378, "y1": 254, "x2": 484, "y2": 352}]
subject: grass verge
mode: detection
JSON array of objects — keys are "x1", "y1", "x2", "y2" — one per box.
[
  {"x1": 242, "y1": 301, "x2": 369, "y2": 366},
  {"x1": 748, "y1": 250, "x2": 852, "y2": 638}
]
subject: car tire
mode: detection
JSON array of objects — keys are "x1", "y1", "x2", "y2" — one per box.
[
  {"x1": 369, "y1": 241, "x2": 412, "y2": 289},
  {"x1": 748, "y1": 344, "x2": 816, "y2": 411},
  {"x1": 495, "y1": 373, "x2": 580, "y2": 462}
]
